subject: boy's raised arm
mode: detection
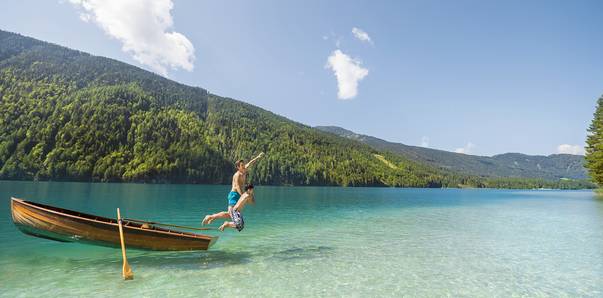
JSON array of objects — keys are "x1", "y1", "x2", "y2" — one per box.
[{"x1": 245, "y1": 152, "x2": 264, "y2": 169}]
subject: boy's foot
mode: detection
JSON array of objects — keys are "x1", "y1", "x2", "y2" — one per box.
[
  {"x1": 202, "y1": 215, "x2": 211, "y2": 225},
  {"x1": 218, "y1": 222, "x2": 227, "y2": 231}
]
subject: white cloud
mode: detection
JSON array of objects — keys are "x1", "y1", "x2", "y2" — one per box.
[
  {"x1": 557, "y1": 144, "x2": 585, "y2": 155},
  {"x1": 325, "y1": 49, "x2": 369, "y2": 100},
  {"x1": 69, "y1": 0, "x2": 195, "y2": 76},
  {"x1": 352, "y1": 27, "x2": 372, "y2": 44},
  {"x1": 421, "y1": 136, "x2": 429, "y2": 147},
  {"x1": 455, "y1": 142, "x2": 475, "y2": 154}
]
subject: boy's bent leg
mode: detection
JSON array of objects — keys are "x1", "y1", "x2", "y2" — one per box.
[
  {"x1": 202, "y1": 211, "x2": 230, "y2": 225},
  {"x1": 234, "y1": 193, "x2": 251, "y2": 211}
]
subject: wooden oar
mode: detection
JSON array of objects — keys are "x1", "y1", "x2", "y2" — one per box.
[
  {"x1": 124, "y1": 218, "x2": 217, "y2": 231},
  {"x1": 117, "y1": 208, "x2": 133, "y2": 280}
]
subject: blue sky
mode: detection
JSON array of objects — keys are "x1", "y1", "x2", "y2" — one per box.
[{"x1": 2, "y1": 0, "x2": 602, "y2": 156}]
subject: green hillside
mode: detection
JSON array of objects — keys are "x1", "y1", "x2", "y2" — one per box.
[
  {"x1": 0, "y1": 30, "x2": 593, "y2": 189},
  {"x1": 315, "y1": 126, "x2": 588, "y2": 180},
  {"x1": 0, "y1": 30, "x2": 449, "y2": 187}
]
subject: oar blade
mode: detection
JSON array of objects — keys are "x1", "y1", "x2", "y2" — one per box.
[{"x1": 123, "y1": 261, "x2": 134, "y2": 280}]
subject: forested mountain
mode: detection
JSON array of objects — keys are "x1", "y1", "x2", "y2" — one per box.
[
  {"x1": 316, "y1": 126, "x2": 587, "y2": 180},
  {"x1": 0, "y1": 30, "x2": 593, "y2": 189},
  {"x1": 0, "y1": 30, "x2": 445, "y2": 187}
]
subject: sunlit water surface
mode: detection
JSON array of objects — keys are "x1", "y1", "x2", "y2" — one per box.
[{"x1": 1, "y1": 181, "x2": 602, "y2": 297}]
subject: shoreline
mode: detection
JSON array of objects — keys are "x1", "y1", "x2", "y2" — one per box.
[{"x1": 0, "y1": 179, "x2": 595, "y2": 191}]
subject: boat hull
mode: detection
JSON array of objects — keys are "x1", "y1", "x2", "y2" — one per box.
[{"x1": 11, "y1": 198, "x2": 218, "y2": 251}]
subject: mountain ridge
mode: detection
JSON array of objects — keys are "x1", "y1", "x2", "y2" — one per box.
[{"x1": 315, "y1": 126, "x2": 587, "y2": 180}]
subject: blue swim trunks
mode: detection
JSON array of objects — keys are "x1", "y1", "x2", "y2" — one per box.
[{"x1": 227, "y1": 191, "x2": 241, "y2": 206}]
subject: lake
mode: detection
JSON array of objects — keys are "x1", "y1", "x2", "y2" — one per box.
[{"x1": 1, "y1": 181, "x2": 602, "y2": 297}]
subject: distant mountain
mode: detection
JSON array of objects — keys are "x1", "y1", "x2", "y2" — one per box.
[{"x1": 316, "y1": 126, "x2": 587, "y2": 180}]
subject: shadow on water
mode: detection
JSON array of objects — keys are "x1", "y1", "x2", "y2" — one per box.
[
  {"x1": 60, "y1": 245, "x2": 335, "y2": 271},
  {"x1": 266, "y1": 245, "x2": 334, "y2": 261},
  {"x1": 126, "y1": 250, "x2": 254, "y2": 270},
  {"x1": 125, "y1": 244, "x2": 335, "y2": 267}
]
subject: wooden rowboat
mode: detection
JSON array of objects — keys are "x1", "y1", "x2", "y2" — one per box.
[{"x1": 11, "y1": 197, "x2": 218, "y2": 251}]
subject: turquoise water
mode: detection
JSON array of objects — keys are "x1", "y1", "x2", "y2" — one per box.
[{"x1": 1, "y1": 181, "x2": 602, "y2": 297}]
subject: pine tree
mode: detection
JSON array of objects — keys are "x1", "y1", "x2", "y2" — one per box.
[{"x1": 585, "y1": 95, "x2": 603, "y2": 186}]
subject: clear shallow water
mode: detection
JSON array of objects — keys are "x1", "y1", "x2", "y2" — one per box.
[{"x1": 1, "y1": 181, "x2": 602, "y2": 297}]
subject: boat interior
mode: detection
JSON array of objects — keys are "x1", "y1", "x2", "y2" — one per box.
[{"x1": 14, "y1": 199, "x2": 206, "y2": 238}]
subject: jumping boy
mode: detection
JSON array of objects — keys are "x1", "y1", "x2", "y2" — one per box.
[
  {"x1": 202, "y1": 152, "x2": 264, "y2": 230},
  {"x1": 219, "y1": 184, "x2": 255, "y2": 231}
]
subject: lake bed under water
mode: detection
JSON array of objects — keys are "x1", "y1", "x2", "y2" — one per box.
[{"x1": 1, "y1": 181, "x2": 602, "y2": 297}]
